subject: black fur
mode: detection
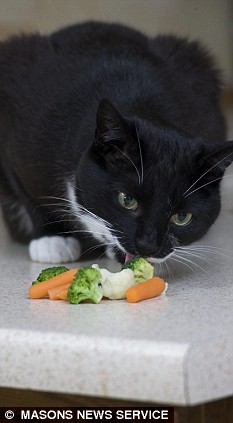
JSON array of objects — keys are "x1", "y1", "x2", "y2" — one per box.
[{"x1": 0, "y1": 21, "x2": 232, "y2": 259}]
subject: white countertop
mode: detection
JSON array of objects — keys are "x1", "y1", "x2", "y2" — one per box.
[{"x1": 0, "y1": 201, "x2": 233, "y2": 406}]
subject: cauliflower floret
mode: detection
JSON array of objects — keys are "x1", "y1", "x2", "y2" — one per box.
[
  {"x1": 92, "y1": 264, "x2": 136, "y2": 299},
  {"x1": 101, "y1": 268, "x2": 135, "y2": 299}
]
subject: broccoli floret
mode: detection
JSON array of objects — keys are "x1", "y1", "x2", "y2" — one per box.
[
  {"x1": 32, "y1": 266, "x2": 69, "y2": 285},
  {"x1": 68, "y1": 267, "x2": 103, "y2": 304},
  {"x1": 122, "y1": 257, "x2": 154, "y2": 283}
]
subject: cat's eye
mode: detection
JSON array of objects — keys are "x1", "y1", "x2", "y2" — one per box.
[
  {"x1": 118, "y1": 192, "x2": 138, "y2": 210},
  {"x1": 171, "y1": 212, "x2": 193, "y2": 226}
]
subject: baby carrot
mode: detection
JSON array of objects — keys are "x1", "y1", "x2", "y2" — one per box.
[
  {"x1": 57, "y1": 287, "x2": 69, "y2": 301},
  {"x1": 48, "y1": 283, "x2": 71, "y2": 300},
  {"x1": 29, "y1": 268, "x2": 78, "y2": 299},
  {"x1": 126, "y1": 276, "x2": 166, "y2": 303}
]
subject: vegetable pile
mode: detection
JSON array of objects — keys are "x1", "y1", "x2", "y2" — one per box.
[{"x1": 28, "y1": 258, "x2": 167, "y2": 304}]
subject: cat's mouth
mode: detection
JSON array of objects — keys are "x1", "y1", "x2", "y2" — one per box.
[
  {"x1": 124, "y1": 251, "x2": 174, "y2": 264},
  {"x1": 125, "y1": 252, "x2": 134, "y2": 262}
]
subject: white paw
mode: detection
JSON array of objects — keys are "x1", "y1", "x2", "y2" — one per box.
[{"x1": 29, "y1": 236, "x2": 81, "y2": 263}]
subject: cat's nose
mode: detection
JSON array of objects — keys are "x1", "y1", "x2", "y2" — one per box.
[{"x1": 135, "y1": 233, "x2": 157, "y2": 257}]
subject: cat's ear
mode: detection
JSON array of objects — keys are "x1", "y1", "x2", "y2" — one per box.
[
  {"x1": 95, "y1": 98, "x2": 132, "y2": 154},
  {"x1": 200, "y1": 141, "x2": 233, "y2": 178}
]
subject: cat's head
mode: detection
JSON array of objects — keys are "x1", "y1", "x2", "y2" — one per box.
[{"x1": 76, "y1": 99, "x2": 233, "y2": 263}]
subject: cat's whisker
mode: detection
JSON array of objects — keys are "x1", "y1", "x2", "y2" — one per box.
[
  {"x1": 82, "y1": 241, "x2": 117, "y2": 256},
  {"x1": 177, "y1": 247, "x2": 221, "y2": 256},
  {"x1": 42, "y1": 194, "x2": 122, "y2": 255},
  {"x1": 188, "y1": 244, "x2": 233, "y2": 252},
  {"x1": 134, "y1": 118, "x2": 144, "y2": 185},
  {"x1": 175, "y1": 248, "x2": 215, "y2": 264},
  {"x1": 164, "y1": 260, "x2": 173, "y2": 280},
  {"x1": 40, "y1": 195, "x2": 78, "y2": 206},
  {"x1": 170, "y1": 256, "x2": 196, "y2": 274},
  {"x1": 40, "y1": 209, "x2": 110, "y2": 237},
  {"x1": 184, "y1": 176, "x2": 223, "y2": 198},
  {"x1": 174, "y1": 253, "x2": 211, "y2": 276},
  {"x1": 52, "y1": 197, "x2": 113, "y2": 230},
  {"x1": 112, "y1": 144, "x2": 141, "y2": 186},
  {"x1": 76, "y1": 203, "x2": 113, "y2": 228},
  {"x1": 176, "y1": 244, "x2": 233, "y2": 257},
  {"x1": 81, "y1": 243, "x2": 105, "y2": 257},
  {"x1": 41, "y1": 198, "x2": 124, "y2": 235},
  {"x1": 160, "y1": 262, "x2": 164, "y2": 278},
  {"x1": 157, "y1": 262, "x2": 161, "y2": 277},
  {"x1": 73, "y1": 215, "x2": 124, "y2": 238},
  {"x1": 43, "y1": 210, "x2": 74, "y2": 224},
  {"x1": 57, "y1": 229, "x2": 112, "y2": 237},
  {"x1": 176, "y1": 247, "x2": 215, "y2": 257},
  {"x1": 95, "y1": 244, "x2": 123, "y2": 264},
  {"x1": 61, "y1": 178, "x2": 85, "y2": 192},
  {"x1": 39, "y1": 202, "x2": 70, "y2": 209},
  {"x1": 174, "y1": 247, "x2": 232, "y2": 265},
  {"x1": 41, "y1": 218, "x2": 73, "y2": 227},
  {"x1": 182, "y1": 151, "x2": 233, "y2": 197},
  {"x1": 72, "y1": 214, "x2": 110, "y2": 231},
  {"x1": 73, "y1": 205, "x2": 125, "y2": 239},
  {"x1": 56, "y1": 217, "x2": 124, "y2": 241},
  {"x1": 43, "y1": 208, "x2": 80, "y2": 225},
  {"x1": 95, "y1": 250, "x2": 107, "y2": 261},
  {"x1": 67, "y1": 181, "x2": 85, "y2": 193},
  {"x1": 167, "y1": 257, "x2": 177, "y2": 274},
  {"x1": 41, "y1": 195, "x2": 113, "y2": 230},
  {"x1": 40, "y1": 198, "x2": 124, "y2": 254},
  {"x1": 174, "y1": 248, "x2": 206, "y2": 260}
]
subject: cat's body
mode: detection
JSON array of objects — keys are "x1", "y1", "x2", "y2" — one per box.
[{"x1": 0, "y1": 22, "x2": 232, "y2": 263}]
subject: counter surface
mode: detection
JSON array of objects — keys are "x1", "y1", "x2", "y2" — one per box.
[{"x1": 0, "y1": 209, "x2": 233, "y2": 406}]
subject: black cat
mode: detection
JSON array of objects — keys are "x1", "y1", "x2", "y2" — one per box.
[{"x1": 0, "y1": 21, "x2": 232, "y2": 264}]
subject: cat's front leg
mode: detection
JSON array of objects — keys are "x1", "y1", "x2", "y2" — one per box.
[{"x1": 29, "y1": 236, "x2": 81, "y2": 263}]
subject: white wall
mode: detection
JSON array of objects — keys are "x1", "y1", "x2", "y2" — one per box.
[{"x1": 0, "y1": 0, "x2": 232, "y2": 84}]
